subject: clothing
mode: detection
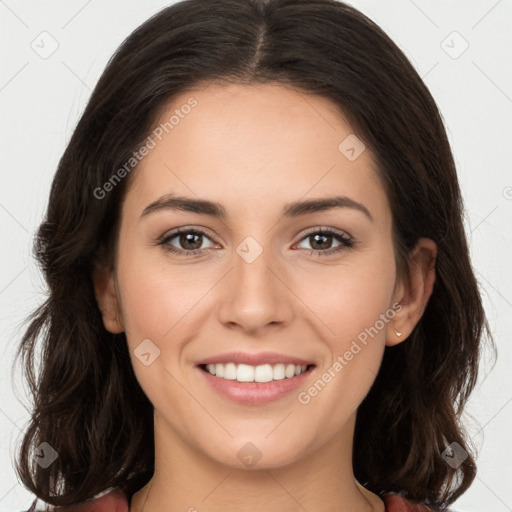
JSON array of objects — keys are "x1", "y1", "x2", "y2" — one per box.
[{"x1": 31, "y1": 487, "x2": 438, "y2": 511}]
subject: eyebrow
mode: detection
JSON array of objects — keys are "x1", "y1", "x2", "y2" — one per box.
[{"x1": 140, "y1": 193, "x2": 373, "y2": 222}]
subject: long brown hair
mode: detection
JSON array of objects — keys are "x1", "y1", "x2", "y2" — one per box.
[{"x1": 14, "y1": 0, "x2": 496, "y2": 510}]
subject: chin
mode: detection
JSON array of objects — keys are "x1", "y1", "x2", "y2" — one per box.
[{"x1": 206, "y1": 434, "x2": 310, "y2": 471}]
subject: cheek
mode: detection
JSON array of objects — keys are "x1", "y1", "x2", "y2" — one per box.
[
  {"x1": 303, "y1": 254, "x2": 396, "y2": 346},
  {"x1": 114, "y1": 241, "x2": 209, "y2": 401},
  {"x1": 115, "y1": 238, "x2": 199, "y2": 341},
  {"x1": 295, "y1": 248, "x2": 395, "y2": 408},
  {"x1": 295, "y1": 271, "x2": 393, "y2": 442}
]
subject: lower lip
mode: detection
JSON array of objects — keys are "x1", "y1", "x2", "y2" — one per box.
[{"x1": 196, "y1": 365, "x2": 315, "y2": 405}]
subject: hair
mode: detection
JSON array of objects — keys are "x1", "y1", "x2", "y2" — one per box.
[{"x1": 13, "y1": 0, "x2": 496, "y2": 510}]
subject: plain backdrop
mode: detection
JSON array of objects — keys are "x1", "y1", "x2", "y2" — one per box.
[{"x1": 1, "y1": 1, "x2": 511, "y2": 511}]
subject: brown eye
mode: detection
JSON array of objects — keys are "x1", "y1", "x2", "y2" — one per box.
[
  {"x1": 159, "y1": 228, "x2": 216, "y2": 256},
  {"x1": 296, "y1": 228, "x2": 355, "y2": 256}
]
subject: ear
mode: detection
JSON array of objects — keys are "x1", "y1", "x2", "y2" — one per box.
[
  {"x1": 386, "y1": 237, "x2": 437, "y2": 346},
  {"x1": 92, "y1": 263, "x2": 124, "y2": 333}
]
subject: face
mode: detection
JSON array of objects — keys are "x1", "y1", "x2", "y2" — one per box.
[{"x1": 95, "y1": 82, "x2": 419, "y2": 470}]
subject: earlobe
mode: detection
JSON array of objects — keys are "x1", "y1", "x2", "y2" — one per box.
[
  {"x1": 386, "y1": 237, "x2": 437, "y2": 346},
  {"x1": 92, "y1": 264, "x2": 124, "y2": 333}
]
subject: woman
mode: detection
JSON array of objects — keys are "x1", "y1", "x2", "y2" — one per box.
[{"x1": 14, "y1": 0, "x2": 495, "y2": 511}]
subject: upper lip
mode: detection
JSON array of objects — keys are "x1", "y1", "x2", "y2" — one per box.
[{"x1": 196, "y1": 351, "x2": 315, "y2": 367}]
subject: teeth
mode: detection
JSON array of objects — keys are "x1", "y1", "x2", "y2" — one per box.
[{"x1": 204, "y1": 363, "x2": 309, "y2": 382}]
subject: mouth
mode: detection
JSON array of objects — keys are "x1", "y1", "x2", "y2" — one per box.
[
  {"x1": 196, "y1": 362, "x2": 317, "y2": 405},
  {"x1": 198, "y1": 362, "x2": 315, "y2": 382}
]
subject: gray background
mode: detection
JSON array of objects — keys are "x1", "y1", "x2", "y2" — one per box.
[{"x1": 1, "y1": 1, "x2": 511, "y2": 511}]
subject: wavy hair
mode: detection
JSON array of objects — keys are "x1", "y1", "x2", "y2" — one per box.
[{"x1": 13, "y1": 0, "x2": 496, "y2": 510}]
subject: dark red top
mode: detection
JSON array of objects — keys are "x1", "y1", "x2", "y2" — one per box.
[{"x1": 50, "y1": 488, "x2": 437, "y2": 511}]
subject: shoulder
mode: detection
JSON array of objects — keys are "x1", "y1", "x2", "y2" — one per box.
[
  {"x1": 24, "y1": 489, "x2": 455, "y2": 512},
  {"x1": 23, "y1": 488, "x2": 129, "y2": 512},
  {"x1": 69, "y1": 489, "x2": 129, "y2": 512},
  {"x1": 383, "y1": 493, "x2": 450, "y2": 511}
]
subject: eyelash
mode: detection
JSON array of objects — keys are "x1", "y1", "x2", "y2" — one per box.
[{"x1": 157, "y1": 227, "x2": 356, "y2": 257}]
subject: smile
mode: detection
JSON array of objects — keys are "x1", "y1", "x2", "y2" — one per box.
[
  {"x1": 197, "y1": 363, "x2": 316, "y2": 405},
  {"x1": 201, "y1": 362, "x2": 310, "y2": 382}
]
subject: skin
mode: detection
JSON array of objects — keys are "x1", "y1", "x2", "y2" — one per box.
[{"x1": 94, "y1": 82, "x2": 436, "y2": 512}]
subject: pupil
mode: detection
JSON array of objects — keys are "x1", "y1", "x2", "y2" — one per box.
[
  {"x1": 181, "y1": 233, "x2": 201, "y2": 250},
  {"x1": 311, "y1": 233, "x2": 331, "y2": 250}
]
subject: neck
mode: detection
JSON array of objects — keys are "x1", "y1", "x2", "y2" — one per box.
[{"x1": 130, "y1": 412, "x2": 384, "y2": 512}]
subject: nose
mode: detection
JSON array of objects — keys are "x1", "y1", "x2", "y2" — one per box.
[{"x1": 217, "y1": 242, "x2": 294, "y2": 334}]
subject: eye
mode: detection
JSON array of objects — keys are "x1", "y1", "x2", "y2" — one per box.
[
  {"x1": 158, "y1": 227, "x2": 217, "y2": 256},
  {"x1": 157, "y1": 226, "x2": 356, "y2": 257},
  {"x1": 294, "y1": 228, "x2": 355, "y2": 256}
]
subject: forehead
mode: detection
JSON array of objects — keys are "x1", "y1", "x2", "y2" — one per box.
[{"x1": 123, "y1": 82, "x2": 390, "y2": 226}]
